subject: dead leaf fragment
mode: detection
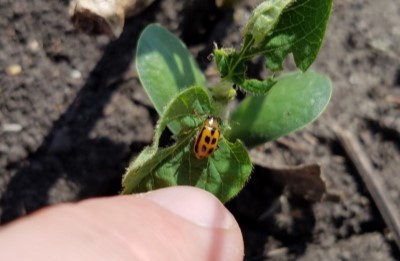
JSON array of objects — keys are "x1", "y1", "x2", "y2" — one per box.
[{"x1": 251, "y1": 150, "x2": 326, "y2": 202}]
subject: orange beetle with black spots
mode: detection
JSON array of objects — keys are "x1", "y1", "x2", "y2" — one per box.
[{"x1": 193, "y1": 116, "x2": 221, "y2": 160}]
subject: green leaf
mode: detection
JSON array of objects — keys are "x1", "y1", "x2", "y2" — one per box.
[
  {"x1": 122, "y1": 86, "x2": 211, "y2": 194},
  {"x1": 225, "y1": 71, "x2": 332, "y2": 147},
  {"x1": 213, "y1": 48, "x2": 231, "y2": 78},
  {"x1": 214, "y1": 0, "x2": 332, "y2": 94},
  {"x1": 122, "y1": 86, "x2": 252, "y2": 203},
  {"x1": 136, "y1": 24, "x2": 206, "y2": 133},
  {"x1": 156, "y1": 86, "x2": 213, "y2": 144},
  {"x1": 259, "y1": 0, "x2": 333, "y2": 71},
  {"x1": 243, "y1": 0, "x2": 294, "y2": 47},
  {"x1": 241, "y1": 77, "x2": 277, "y2": 95},
  {"x1": 126, "y1": 137, "x2": 251, "y2": 203}
]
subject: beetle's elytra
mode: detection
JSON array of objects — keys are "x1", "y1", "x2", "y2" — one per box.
[{"x1": 193, "y1": 116, "x2": 221, "y2": 160}]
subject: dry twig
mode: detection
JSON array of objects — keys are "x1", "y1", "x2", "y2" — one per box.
[{"x1": 333, "y1": 124, "x2": 400, "y2": 250}]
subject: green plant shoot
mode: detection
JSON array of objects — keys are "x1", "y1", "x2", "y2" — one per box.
[{"x1": 122, "y1": 0, "x2": 333, "y2": 203}]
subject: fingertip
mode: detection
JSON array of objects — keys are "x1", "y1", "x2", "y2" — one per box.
[
  {"x1": 140, "y1": 186, "x2": 244, "y2": 261},
  {"x1": 141, "y1": 186, "x2": 235, "y2": 229},
  {"x1": 0, "y1": 187, "x2": 244, "y2": 261}
]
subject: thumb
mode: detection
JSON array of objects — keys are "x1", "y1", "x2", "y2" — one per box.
[{"x1": 0, "y1": 186, "x2": 244, "y2": 261}]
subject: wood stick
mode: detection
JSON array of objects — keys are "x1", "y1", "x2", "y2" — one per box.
[
  {"x1": 69, "y1": 0, "x2": 155, "y2": 39},
  {"x1": 333, "y1": 124, "x2": 400, "y2": 249}
]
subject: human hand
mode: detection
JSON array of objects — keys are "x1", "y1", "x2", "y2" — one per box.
[{"x1": 0, "y1": 186, "x2": 243, "y2": 260}]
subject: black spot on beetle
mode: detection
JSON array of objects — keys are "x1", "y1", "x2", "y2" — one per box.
[
  {"x1": 194, "y1": 136, "x2": 201, "y2": 153},
  {"x1": 208, "y1": 148, "x2": 214, "y2": 154},
  {"x1": 211, "y1": 129, "x2": 215, "y2": 136},
  {"x1": 202, "y1": 145, "x2": 207, "y2": 152},
  {"x1": 205, "y1": 136, "x2": 211, "y2": 144},
  {"x1": 211, "y1": 138, "x2": 217, "y2": 144}
]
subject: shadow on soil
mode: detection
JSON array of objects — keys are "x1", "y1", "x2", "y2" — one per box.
[
  {"x1": 227, "y1": 166, "x2": 316, "y2": 260},
  {"x1": 0, "y1": 6, "x2": 159, "y2": 224}
]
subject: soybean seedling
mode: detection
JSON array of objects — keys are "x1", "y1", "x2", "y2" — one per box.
[{"x1": 122, "y1": 0, "x2": 333, "y2": 203}]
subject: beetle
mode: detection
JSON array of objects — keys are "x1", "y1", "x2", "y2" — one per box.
[{"x1": 193, "y1": 116, "x2": 221, "y2": 160}]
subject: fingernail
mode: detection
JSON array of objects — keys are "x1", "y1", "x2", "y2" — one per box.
[{"x1": 141, "y1": 186, "x2": 235, "y2": 229}]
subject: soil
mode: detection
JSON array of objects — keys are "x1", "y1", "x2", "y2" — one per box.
[{"x1": 1, "y1": 0, "x2": 399, "y2": 260}]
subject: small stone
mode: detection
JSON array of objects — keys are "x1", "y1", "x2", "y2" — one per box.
[
  {"x1": 70, "y1": 69, "x2": 82, "y2": 79},
  {"x1": 6, "y1": 64, "x2": 22, "y2": 76},
  {"x1": 27, "y1": 39, "x2": 40, "y2": 52},
  {"x1": 3, "y1": 123, "x2": 23, "y2": 132}
]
